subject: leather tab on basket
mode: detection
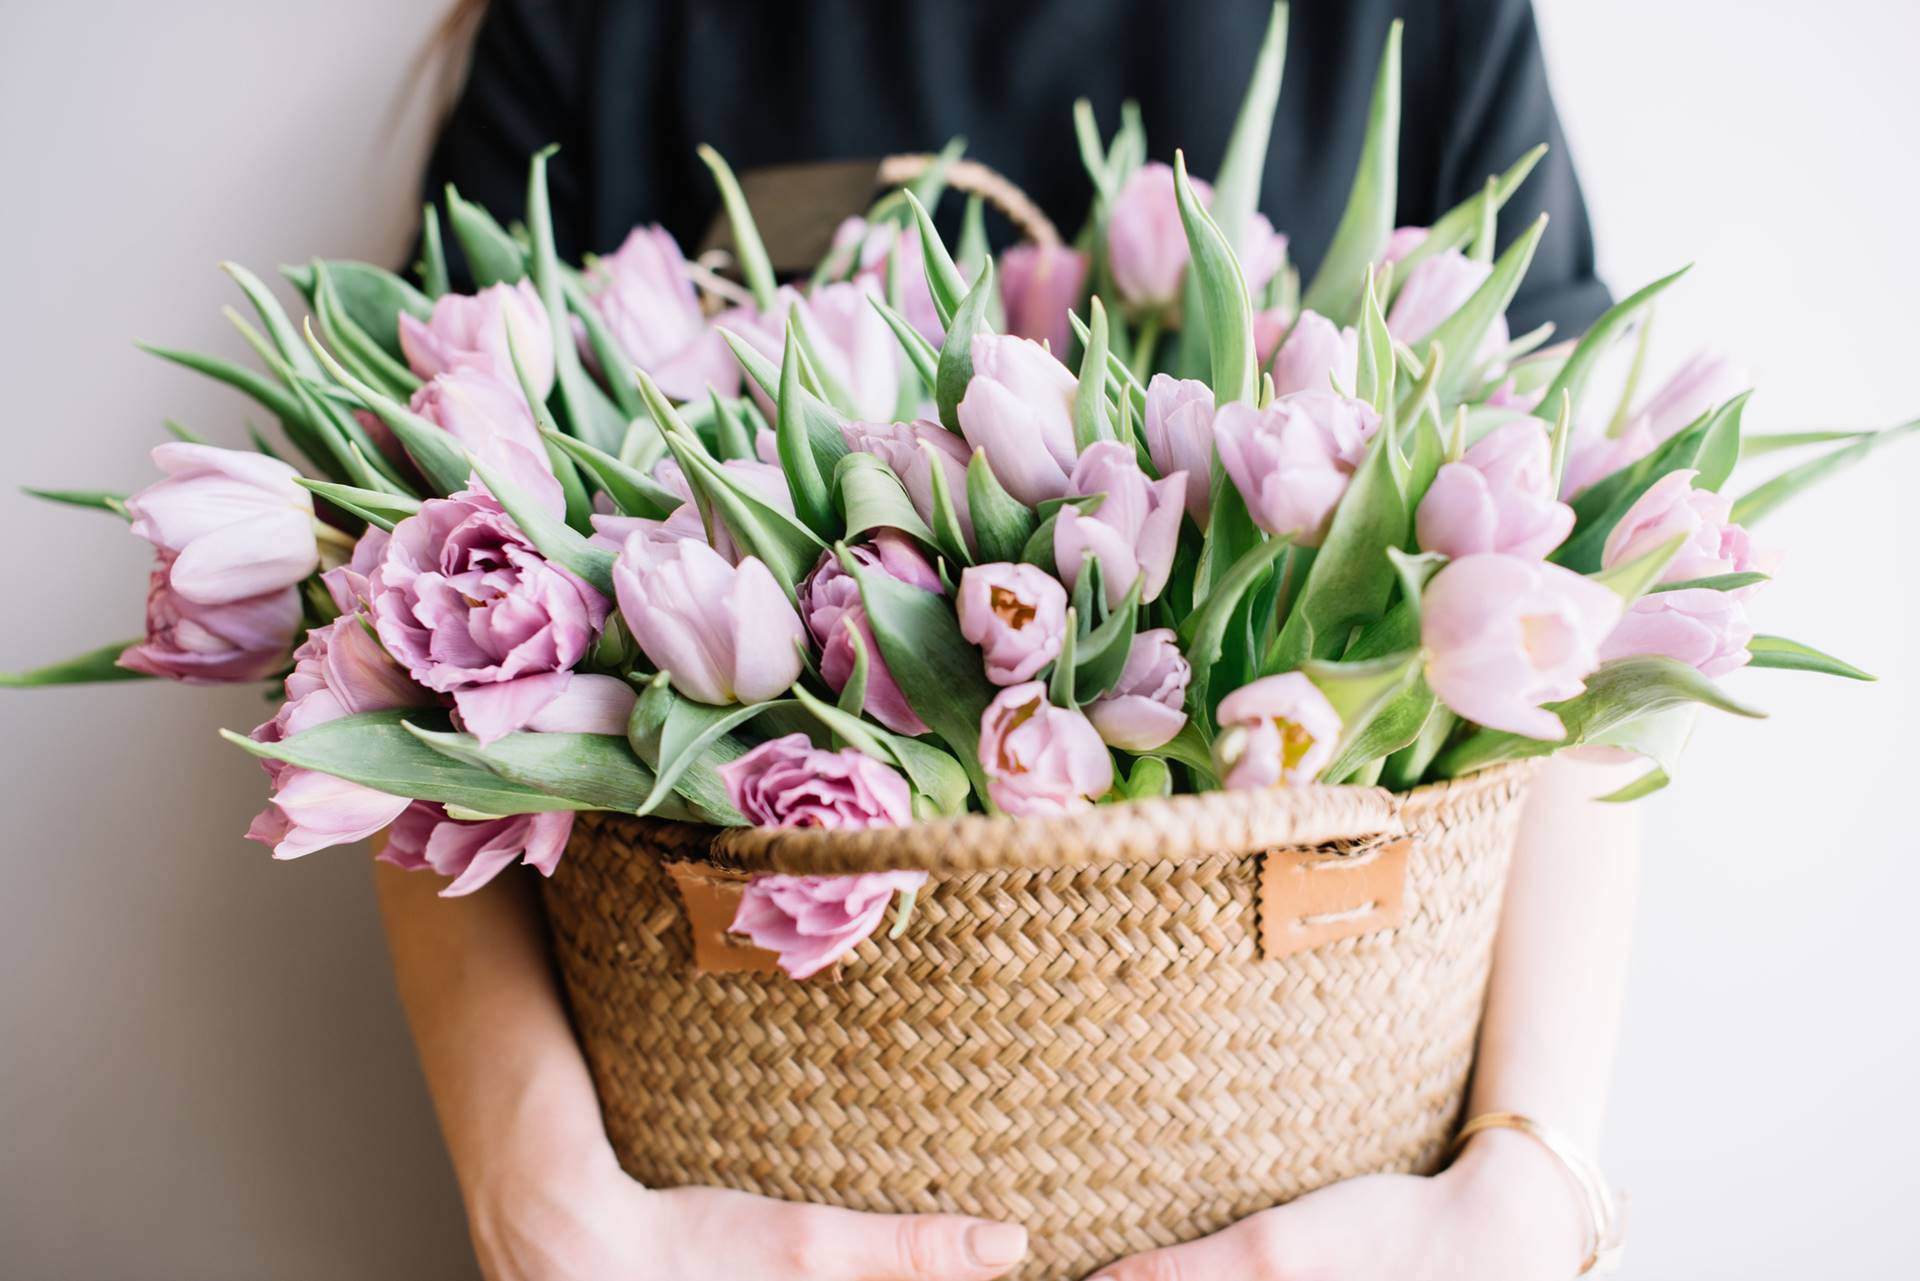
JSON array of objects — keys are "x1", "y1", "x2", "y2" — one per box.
[
  {"x1": 1258, "y1": 838, "x2": 1412, "y2": 959},
  {"x1": 664, "y1": 862, "x2": 781, "y2": 976}
]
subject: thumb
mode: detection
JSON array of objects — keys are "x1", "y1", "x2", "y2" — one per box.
[
  {"x1": 1084, "y1": 1213, "x2": 1275, "y2": 1280},
  {"x1": 801, "y1": 1203, "x2": 1029, "y2": 1280}
]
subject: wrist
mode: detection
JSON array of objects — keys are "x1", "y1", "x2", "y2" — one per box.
[{"x1": 1441, "y1": 1128, "x2": 1591, "y2": 1274}]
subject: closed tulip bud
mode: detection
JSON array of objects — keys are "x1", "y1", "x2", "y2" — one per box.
[
  {"x1": 956, "y1": 562, "x2": 1070, "y2": 686},
  {"x1": 999, "y1": 241, "x2": 1090, "y2": 356},
  {"x1": 1422, "y1": 554, "x2": 1623, "y2": 740},
  {"x1": 1213, "y1": 390, "x2": 1380, "y2": 547},
  {"x1": 978, "y1": 682, "x2": 1113, "y2": 816},
  {"x1": 126, "y1": 443, "x2": 319, "y2": 606},
  {"x1": 1055, "y1": 442, "x2": 1186, "y2": 608},
  {"x1": 399, "y1": 280, "x2": 554, "y2": 397},
  {"x1": 956, "y1": 333, "x2": 1080, "y2": 506},
  {"x1": 120, "y1": 558, "x2": 303, "y2": 685},
  {"x1": 1416, "y1": 419, "x2": 1575, "y2": 560},
  {"x1": 1212, "y1": 673, "x2": 1342, "y2": 789},
  {"x1": 1386, "y1": 249, "x2": 1509, "y2": 367},
  {"x1": 408, "y1": 367, "x2": 546, "y2": 459},
  {"x1": 1269, "y1": 310, "x2": 1361, "y2": 399},
  {"x1": 1143, "y1": 374, "x2": 1216, "y2": 525},
  {"x1": 843, "y1": 418, "x2": 974, "y2": 552},
  {"x1": 1636, "y1": 351, "x2": 1750, "y2": 444},
  {"x1": 585, "y1": 224, "x2": 739, "y2": 400},
  {"x1": 1107, "y1": 162, "x2": 1209, "y2": 309},
  {"x1": 613, "y1": 533, "x2": 805, "y2": 708},
  {"x1": 1088, "y1": 629, "x2": 1190, "y2": 751}
]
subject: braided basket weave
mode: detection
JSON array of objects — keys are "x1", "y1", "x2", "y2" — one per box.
[{"x1": 541, "y1": 763, "x2": 1532, "y2": 1280}]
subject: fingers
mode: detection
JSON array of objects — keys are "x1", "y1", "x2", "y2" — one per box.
[
  {"x1": 787, "y1": 1202, "x2": 1029, "y2": 1280},
  {"x1": 1084, "y1": 1211, "x2": 1280, "y2": 1281}
]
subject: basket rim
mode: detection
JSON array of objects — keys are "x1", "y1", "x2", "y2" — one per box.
[{"x1": 573, "y1": 762, "x2": 1537, "y2": 876}]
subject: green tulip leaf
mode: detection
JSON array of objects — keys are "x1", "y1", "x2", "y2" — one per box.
[
  {"x1": 697, "y1": 145, "x2": 778, "y2": 312},
  {"x1": 965, "y1": 448, "x2": 1037, "y2": 564},
  {"x1": 1172, "y1": 149, "x2": 1256, "y2": 405},
  {"x1": 1731, "y1": 418, "x2": 1919, "y2": 526},
  {"x1": 537, "y1": 426, "x2": 679, "y2": 521},
  {"x1": 1538, "y1": 266, "x2": 1691, "y2": 420},
  {"x1": 21, "y1": 488, "x2": 130, "y2": 520},
  {"x1": 1387, "y1": 144, "x2": 1548, "y2": 290},
  {"x1": 1745, "y1": 634, "x2": 1874, "y2": 681},
  {"x1": 935, "y1": 259, "x2": 997, "y2": 432},
  {"x1": 1299, "y1": 20, "x2": 1402, "y2": 322},
  {"x1": 1419, "y1": 214, "x2": 1548, "y2": 404},
  {"x1": 0, "y1": 639, "x2": 149, "y2": 688},
  {"x1": 400, "y1": 722, "x2": 719, "y2": 823},
  {"x1": 443, "y1": 184, "x2": 529, "y2": 286},
  {"x1": 905, "y1": 189, "x2": 969, "y2": 330},
  {"x1": 294, "y1": 479, "x2": 422, "y2": 532},
  {"x1": 777, "y1": 321, "x2": 839, "y2": 536}
]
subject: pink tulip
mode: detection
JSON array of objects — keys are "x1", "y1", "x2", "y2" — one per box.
[
  {"x1": 1386, "y1": 249, "x2": 1509, "y2": 366},
  {"x1": 1381, "y1": 226, "x2": 1429, "y2": 265},
  {"x1": 1143, "y1": 374, "x2": 1216, "y2": 525},
  {"x1": 1241, "y1": 215, "x2": 1289, "y2": 297},
  {"x1": 585, "y1": 224, "x2": 739, "y2": 400},
  {"x1": 831, "y1": 216, "x2": 943, "y2": 346},
  {"x1": 369, "y1": 477, "x2": 610, "y2": 743},
  {"x1": 119, "y1": 556, "x2": 303, "y2": 684},
  {"x1": 1599, "y1": 588, "x2": 1754, "y2": 678},
  {"x1": 719, "y1": 733, "x2": 916, "y2": 830},
  {"x1": 613, "y1": 532, "x2": 804, "y2": 707},
  {"x1": 591, "y1": 454, "x2": 793, "y2": 565},
  {"x1": 1422, "y1": 554, "x2": 1623, "y2": 740},
  {"x1": 243, "y1": 613, "x2": 427, "y2": 858},
  {"x1": 999, "y1": 242, "x2": 1090, "y2": 355},
  {"x1": 842, "y1": 418, "x2": 974, "y2": 552},
  {"x1": 978, "y1": 682, "x2": 1113, "y2": 816},
  {"x1": 956, "y1": 562, "x2": 1069, "y2": 685},
  {"x1": 399, "y1": 281, "x2": 554, "y2": 397},
  {"x1": 1601, "y1": 470, "x2": 1772, "y2": 584},
  {"x1": 1055, "y1": 442, "x2": 1186, "y2": 608},
  {"x1": 1561, "y1": 420, "x2": 1656, "y2": 500},
  {"x1": 955, "y1": 333, "x2": 1080, "y2": 505},
  {"x1": 380, "y1": 802, "x2": 573, "y2": 897},
  {"x1": 408, "y1": 367, "x2": 545, "y2": 459},
  {"x1": 803, "y1": 533, "x2": 942, "y2": 735},
  {"x1": 1416, "y1": 419, "x2": 1574, "y2": 560},
  {"x1": 1088, "y1": 628, "x2": 1190, "y2": 751},
  {"x1": 1213, "y1": 389, "x2": 1380, "y2": 546},
  {"x1": 1637, "y1": 351, "x2": 1750, "y2": 444},
  {"x1": 126, "y1": 443, "x2": 318, "y2": 605},
  {"x1": 320, "y1": 526, "x2": 389, "y2": 614},
  {"x1": 730, "y1": 868, "x2": 927, "y2": 980},
  {"x1": 1213, "y1": 672, "x2": 1342, "y2": 789},
  {"x1": 794, "y1": 280, "x2": 902, "y2": 423},
  {"x1": 1107, "y1": 162, "x2": 1209, "y2": 309},
  {"x1": 1254, "y1": 306, "x2": 1293, "y2": 369},
  {"x1": 522, "y1": 673, "x2": 638, "y2": 734},
  {"x1": 1269, "y1": 310, "x2": 1360, "y2": 399}
]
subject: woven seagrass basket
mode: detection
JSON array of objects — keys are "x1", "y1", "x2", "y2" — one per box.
[{"x1": 541, "y1": 762, "x2": 1533, "y2": 1280}]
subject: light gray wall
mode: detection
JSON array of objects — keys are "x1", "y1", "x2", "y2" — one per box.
[{"x1": 2, "y1": 2, "x2": 1915, "y2": 1277}]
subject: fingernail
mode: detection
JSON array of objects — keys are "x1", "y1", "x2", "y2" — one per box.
[{"x1": 967, "y1": 1221, "x2": 1028, "y2": 1267}]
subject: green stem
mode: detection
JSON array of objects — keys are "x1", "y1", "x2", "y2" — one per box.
[{"x1": 1129, "y1": 311, "x2": 1164, "y2": 381}]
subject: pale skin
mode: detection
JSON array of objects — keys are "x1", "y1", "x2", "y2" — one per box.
[{"x1": 377, "y1": 757, "x2": 1640, "y2": 1280}]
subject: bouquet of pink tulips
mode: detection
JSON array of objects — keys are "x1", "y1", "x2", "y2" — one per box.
[{"x1": 10, "y1": 9, "x2": 1908, "y2": 977}]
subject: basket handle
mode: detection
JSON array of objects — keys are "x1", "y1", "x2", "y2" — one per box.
[{"x1": 877, "y1": 153, "x2": 1063, "y2": 247}]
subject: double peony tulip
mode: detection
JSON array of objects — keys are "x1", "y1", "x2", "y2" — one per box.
[
  {"x1": 719, "y1": 733, "x2": 927, "y2": 978},
  {"x1": 399, "y1": 280, "x2": 554, "y2": 397},
  {"x1": 803, "y1": 533, "x2": 944, "y2": 735},
  {"x1": 956, "y1": 562, "x2": 1069, "y2": 686},
  {"x1": 1055, "y1": 442, "x2": 1186, "y2": 609},
  {"x1": 380, "y1": 803, "x2": 574, "y2": 898},
  {"x1": 368, "y1": 457, "x2": 610, "y2": 743},
  {"x1": 956, "y1": 333, "x2": 1081, "y2": 506},
  {"x1": 1422, "y1": 554, "x2": 1623, "y2": 740},
  {"x1": 1416, "y1": 419, "x2": 1574, "y2": 560},
  {"x1": 1214, "y1": 390, "x2": 1380, "y2": 546},
  {"x1": 1212, "y1": 673, "x2": 1342, "y2": 789},
  {"x1": 978, "y1": 682, "x2": 1113, "y2": 816}
]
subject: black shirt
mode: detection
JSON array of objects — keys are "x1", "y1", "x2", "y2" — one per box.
[{"x1": 423, "y1": 0, "x2": 1608, "y2": 335}]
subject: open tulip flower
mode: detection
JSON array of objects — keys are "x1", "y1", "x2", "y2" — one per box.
[{"x1": 9, "y1": 13, "x2": 1905, "y2": 922}]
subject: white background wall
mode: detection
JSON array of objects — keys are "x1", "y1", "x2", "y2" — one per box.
[{"x1": 1, "y1": 2, "x2": 1914, "y2": 1277}]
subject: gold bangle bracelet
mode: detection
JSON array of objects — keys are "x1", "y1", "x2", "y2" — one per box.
[{"x1": 1450, "y1": 1112, "x2": 1625, "y2": 1276}]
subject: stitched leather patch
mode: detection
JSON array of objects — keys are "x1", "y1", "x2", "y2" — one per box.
[
  {"x1": 665, "y1": 862, "x2": 781, "y2": 976},
  {"x1": 1258, "y1": 838, "x2": 1412, "y2": 959}
]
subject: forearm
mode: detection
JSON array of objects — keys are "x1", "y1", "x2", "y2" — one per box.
[
  {"x1": 1467, "y1": 757, "x2": 1643, "y2": 1152},
  {"x1": 374, "y1": 861, "x2": 614, "y2": 1199}
]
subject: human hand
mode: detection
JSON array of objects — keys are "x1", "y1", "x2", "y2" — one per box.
[
  {"x1": 1081, "y1": 1129, "x2": 1589, "y2": 1281},
  {"x1": 466, "y1": 1143, "x2": 1029, "y2": 1281}
]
